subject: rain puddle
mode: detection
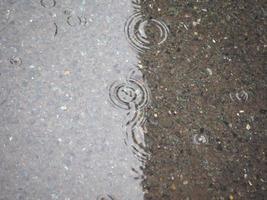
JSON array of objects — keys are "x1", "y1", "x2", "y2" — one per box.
[{"x1": 1, "y1": 0, "x2": 266, "y2": 200}]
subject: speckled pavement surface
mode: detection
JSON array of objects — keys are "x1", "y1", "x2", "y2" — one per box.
[{"x1": 0, "y1": 0, "x2": 145, "y2": 199}]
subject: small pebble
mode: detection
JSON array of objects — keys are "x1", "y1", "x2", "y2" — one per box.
[{"x1": 246, "y1": 124, "x2": 251, "y2": 130}]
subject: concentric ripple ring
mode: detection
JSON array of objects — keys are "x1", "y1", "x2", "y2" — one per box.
[
  {"x1": 96, "y1": 194, "x2": 115, "y2": 200},
  {"x1": 124, "y1": 12, "x2": 169, "y2": 53},
  {"x1": 109, "y1": 78, "x2": 149, "y2": 110},
  {"x1": 40, "y1": 0, "x2": 56, "y2": 8}
]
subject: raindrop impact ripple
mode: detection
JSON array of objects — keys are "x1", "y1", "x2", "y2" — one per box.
[
  {"x1": 109, "y1": 78, "x2": 149, "y2": 110},
  {"x1": 40, "y1": 0, "x2": 56, "y2": 8},
  {"x1": 124, "y1": 12, "x2": 169, "y2": 53}
]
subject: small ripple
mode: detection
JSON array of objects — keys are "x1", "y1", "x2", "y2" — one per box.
[
  {"x1": 109, "y1": 70, "x2": 150, "y2": 162},
  {"x1": 96, "y1": 194, "x2": 116, "y2": 200},
  {"x1": 66, "y1": 15, "x2": 87, "y2": 27},
  {"x1": 132, "y1": 0, "x2": 141, "y2": 10},
  {"x1": 192, "y1": 133, "x2": 208, "y2": 145},
  {"x1": 124, "y1": 12, "x2": 169, "y2": 53},
  {"x1": 126, "y1": 111, "x2": 149, "y2": 162},
  {"x1": 229, "y1": 90, "x2": 248, "y2": 103},
  {"x1": 63, "y1": 9, "x2": 72, "y2": 15},
  {"x1": 9, "y1": 56, "x2": 22, "y2": 66},
  {"x1": 40, "y1": 0, "x2": 56, "y2": 8},
  {"x1": 109, "y1": 78, "x2": 149, "y2": 110},
  {"x1": 67, "y1": 15, "x2": 81, "y2": 27}
]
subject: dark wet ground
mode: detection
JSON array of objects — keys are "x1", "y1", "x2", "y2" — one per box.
[
  {"x1": 138, "y1": 0, "x2": 267, "y2": 199},
  {"x1": 0, "y1": 0, "x2": 266, "y2": 200}
]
